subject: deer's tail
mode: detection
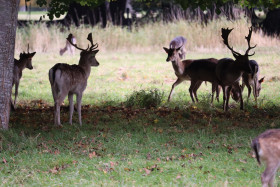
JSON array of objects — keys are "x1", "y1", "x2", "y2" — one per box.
[{"x1": 252, "y1": 138, "x2": 261, "y2": 165}]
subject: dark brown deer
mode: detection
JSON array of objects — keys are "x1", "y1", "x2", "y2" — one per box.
[
  {"x1": 11, "y1": 45, "x2": 36, "y2": 110},
  {"x1": 252, "y1": 129, "x2": 280, "y2": 187},
  {"x1": 49, "y1": 33, "x2": 99, "y2": 126},
  {"x1": 163, "y1": 46, "x2": 220, "y2": 103},
  {"x1": 216, "y1": 27, "x2": 256, "y2": 111}
]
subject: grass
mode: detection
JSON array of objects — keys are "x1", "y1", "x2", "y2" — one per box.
[
  {"x1": 2, "y1": 48, "x2": 280, "y2": 186},
  {"x1": 2, "y1": 18, "x2": 280, "y2": 185}
]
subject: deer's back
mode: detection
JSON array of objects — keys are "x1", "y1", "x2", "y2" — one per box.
[
  {"x1": 50, "y1": 63, "x2": 87, "y2": 92},
  {"x1": 170, "y1": 36, "x2": 187, "y2": 49},
  {"x1": 254, "y1": 129, "x2": 280, "y2": 161},
  {"x1": 185, "y1": 58, "x2": 218, "y2": 82}
]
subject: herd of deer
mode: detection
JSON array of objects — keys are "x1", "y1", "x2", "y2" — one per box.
[{"x1": 11, "y1": 27, "x2": 278, "y2": 186}]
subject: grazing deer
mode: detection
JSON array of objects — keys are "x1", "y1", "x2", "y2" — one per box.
[
  {"x1": 60, "y1": 35, "x2": 77, "y2": 56},
  {"x1": 163, "y1": 46, "x2": 220, "y2": 103},
  {"x1": 11, "y1": 45, "x2": 36, "y2": 110},
  {"x1": 216, "y1": 27, "x2": 256, "y2": 111},
  {"x1": 230, "y1": 60, "x2": 265, "y2": 103},
  {"x1": 49, "y1": 33, "x2": 99, "y2": 126},
  {"x1": 252, "y1": 129, "x2": 280, "y2": 187},
  {"x1": 168, "y1": 36, "x2": 187, "y2": 59}
]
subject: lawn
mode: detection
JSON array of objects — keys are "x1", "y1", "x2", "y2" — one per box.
[{"x1": 1, "y1": 48, "x2": 280, "y2": 186}]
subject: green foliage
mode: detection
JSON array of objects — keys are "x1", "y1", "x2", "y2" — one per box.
[{"x1": 125, "y1": 89, "x2": 164, "y2": 108}]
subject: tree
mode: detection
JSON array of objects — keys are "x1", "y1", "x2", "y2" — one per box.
[{"x1": 0, "y1": 0, "x2": 280, "y2": 129}]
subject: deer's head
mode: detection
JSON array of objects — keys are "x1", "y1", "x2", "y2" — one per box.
[
  {"x1": 19, "y1": 44, "x2": 36, "y2": 70},
  {"x1": 67, "y1": 33, "x2": 99, "y2": 67},
  {"x1": 221, "y1": 27, "x2": 256, "y2": 74},
  {"x1": 163, "y1": 46, "x2": 181, "y2": 62},
  {"x1": 254, "y1": 77, "x2": 265, "y2": 97}
]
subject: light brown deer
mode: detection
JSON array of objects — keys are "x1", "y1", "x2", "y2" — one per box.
[
  {"x1": 252, "y1": 129, "x2": 280, "y2": 187},
  {"x1": 169, "y1": 36, "x2": 187, "y2": 59},
  {"x1": 60, "y1": 35, "x2": 76, "y2": 56},
  {"x1": 49, "y1": 33, "x2": 99, "y2": 126},
  {"x1": 163, "y1": 46, "x2": 220, "y2": 103},
  {"x1": 11, "y1": 45, "x2": 36, "y2": 110},
  {"x1": 216, "y1": 27, "x2": 256, "y2": 111}
]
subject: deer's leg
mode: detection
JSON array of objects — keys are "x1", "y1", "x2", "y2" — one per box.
[
  {"x1": 76, "y1": 93, "x2": 83, "y2": 126},
  {"x1": 168, "y1": 78, "x2": 183, "y2": 102},
  {"x1": 14, "y1": 81, "x2": 19, "y2": 109},
  {"x1": 261, "y1": 162, "x2": 279, "y2": 187},
  {"x1": 222, "y1": 86, "x2": 226, "y2": 111},
  {"x1": 225, "y1": 86, "x2": 232, "y2": 111},
  {"x1": 236, "y1": 83, "x2": 244, "y2": 110},
  {"x1": 54, "y1": 92, "x2": 67, "y2": 126},
  {"x1": 189, "y1": 80, "x2": 197, "y2": 103},
  {"x1": 211, "y1": 83, "x2": 216, "y2": 104},
  {"x1": 193, "y1": 81, "x2": 202, "y2": 102},
  {"x1": 68, "y1": 93, "x2": 74, "y2": 125},
  {"x1": 216, "y1": 85, "x2": 221, "y2": 102}
]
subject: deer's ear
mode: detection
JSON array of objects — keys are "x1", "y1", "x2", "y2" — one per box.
[
  {"x1": 176, "y1": 46, "x2": 181, "y2": 51},
  {"x1": 93, "y1": 50, "x2": 99, "y2": 54},
  {"x1": 259, "y1": 77, "x2": 265, "y2": 83},
  {"x1": 163, "y1": 47, "x2": 169, "y2": 53},
  {"x1": 30, "y1": 52, "x2": 36, "y2": 58}
]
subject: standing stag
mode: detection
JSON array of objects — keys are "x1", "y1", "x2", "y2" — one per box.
[
  {"x1": 216, "y1": 27, "x2": 256, "y2": 111},
  {"x1": 163, "y1": 46, "x2": 220, "y2": 103},
  {"x1": 11, "y1": 45, "x2": 36, "y2": 110},
  {"x1": 252, "y1": 129, "x2": 280, "y2": 187},
  {"x1": 49, "y1": 33, "x2": 99, "y2": 126},
  {"x1": 168, "y1": 36, "x2": 187, "y2": 59}
]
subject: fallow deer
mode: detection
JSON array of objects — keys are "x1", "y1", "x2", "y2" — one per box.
[
  {"x1": 11, "y1": 45, "x2": 36, "y2": 110},
  {"x1": 60, "y1": 35, "x2": 77, "y2": 56},
  {"x1": 169, "y1": 36, "x2": 187, "y2": 59},
  {"x1": 230, "y1": 60, "x2": 265, "y2": 103},
  {"x1": 216, "y1": 27, "x2": 256, "y2": 111},
  {"x1": 163, "y1": 46, "x2": 220, "y2": 103},
  {"x1": 252, "y1": 129, "x2": 280, "y2": 187},
  {"x1": 49, "y1": 33, "x2": 99, "y2": 126}
]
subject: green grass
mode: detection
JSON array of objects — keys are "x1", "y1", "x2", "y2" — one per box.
[{"x1": 1, "y1": 49, "x2": 280, "y2": 186}]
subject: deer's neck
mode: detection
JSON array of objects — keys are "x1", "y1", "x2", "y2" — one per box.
[
  {"x1": 15, "y1": 59, "x2": 27, "y2": 72},
  {"x1": 171, "y1": 59, "x2": 184, "y2": 76},
  {"x1": 78, "y1": 60, "x2": 91, "y2": 78}
]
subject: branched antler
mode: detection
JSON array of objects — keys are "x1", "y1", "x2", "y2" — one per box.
[
  {"x1": 27, "y1": 43, "x2": 29, "y2": 53},
  {"x1": 87, "y1": 33, "x2": 98, "y2": 51},
  {"x1": 245, "y1": 26, "x2": 257, "y2": 56},
  {"x1": 221, "y1": 28, "x2": 241, "y2": 56},
  {"x1": 67, "y1": 33, "x2": 98, "y2": 52}
]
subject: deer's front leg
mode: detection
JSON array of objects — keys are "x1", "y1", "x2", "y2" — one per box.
[
  {"x1": 14, "y1": 81, "x2": 19, "y2": 109},
  {"x1": 225, "y1": 86, "x2": 232, "y2": 111},
  {"x1": 222, "y1": 86, "x2": 226, "y2": 111},
  {"x1": 168, "y1": 78, "x2": 183, "y2": 102},
  {"x1": 76, "y1": 94, "x2": 83, "y2": 126},
  {"x1": 68, "y1": 94, "x2": 74, "y2": 125},
  {"x1": 236, "y1": 84, "x2": 244, "y2": 110}
]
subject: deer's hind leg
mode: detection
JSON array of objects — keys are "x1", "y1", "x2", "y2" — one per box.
[
  {"x1": 53, "y1": 85, "x2": 68, "y2": 126},
  {"x1": 68, "y1": 93, "x2": 74, "y2": 125},
  {"x1": 76, "y1": 93, "x2": 83, "y2": 126},
  {"x1": 261, "y1": 161, "x2": 280, "y2": 187}
]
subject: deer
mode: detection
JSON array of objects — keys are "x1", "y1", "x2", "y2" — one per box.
[
  {"x1": 60, "y1": 35, "x2": 77, "y2": 56},
  {"x1": 49, "y1": 33, "x2": 99, "y2": 126},
  {"x1": 168, "y1": 36, "x2": 187, "y2": 59},
  {"x1": 163, "y1": 46, "x2": 220, "y2": 103},
  {"x1": 230, "y1": 60, "x2": 265, "y2": 103},
  {"x1": 216, "y1": 26, "x2": 256, "y2": 111},
  {"x1": 252, "y1": 129, "x2": 280, "y2": 187},
  {"x1": 11, "y1": 44, "x2": 36, "y2": 110}
]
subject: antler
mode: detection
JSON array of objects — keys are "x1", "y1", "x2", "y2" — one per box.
[
  {"x1": 66, "y1": 34, "x2": 87, "y2": 51},
  {"x1": 27, "y1": 43, "x2": 29, "y2": 53},
  {"x1": 87, "y1": 33, "x2": 98, "y2": 51},
  {"x1": 221, "y1": 28, "x2": 241, "y2": 56},
  {"x1": 245, "y1": 26, "x2": 257, "y2": 56}
]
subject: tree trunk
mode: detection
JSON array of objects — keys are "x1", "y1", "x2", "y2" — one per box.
[{"x1": 0, "y1": 0, "x2": 19, "y2": 130}]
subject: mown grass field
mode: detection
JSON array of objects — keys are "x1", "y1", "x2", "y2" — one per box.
[{"x1": 1, "y1": 46, "x2": 280, "y2": 186}]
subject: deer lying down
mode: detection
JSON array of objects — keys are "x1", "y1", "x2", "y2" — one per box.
[
  {"x1": 252, "y1": 129, "x2": 280, "y2": 187},
  {"x1": 49, "y1": 33, "x2": 99, "y2": 126},
  {"x1": 169, "y1": 36, "x2": 187, "y2": 60},
  {"x1": 11, "y1": 45, "x2": 36, "y2": 110},
  {"x1": 163, "y1": 46, "x2": 220, "y2": 103}
]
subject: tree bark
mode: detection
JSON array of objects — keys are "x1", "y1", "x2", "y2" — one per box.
[{"x1": 0, "y1": 0, "x2": 19, "y2": 130}]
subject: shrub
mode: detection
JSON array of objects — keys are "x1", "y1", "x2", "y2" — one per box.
[{"x1": 125, "y1": 89, "x2": 164, "y2": 108}]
